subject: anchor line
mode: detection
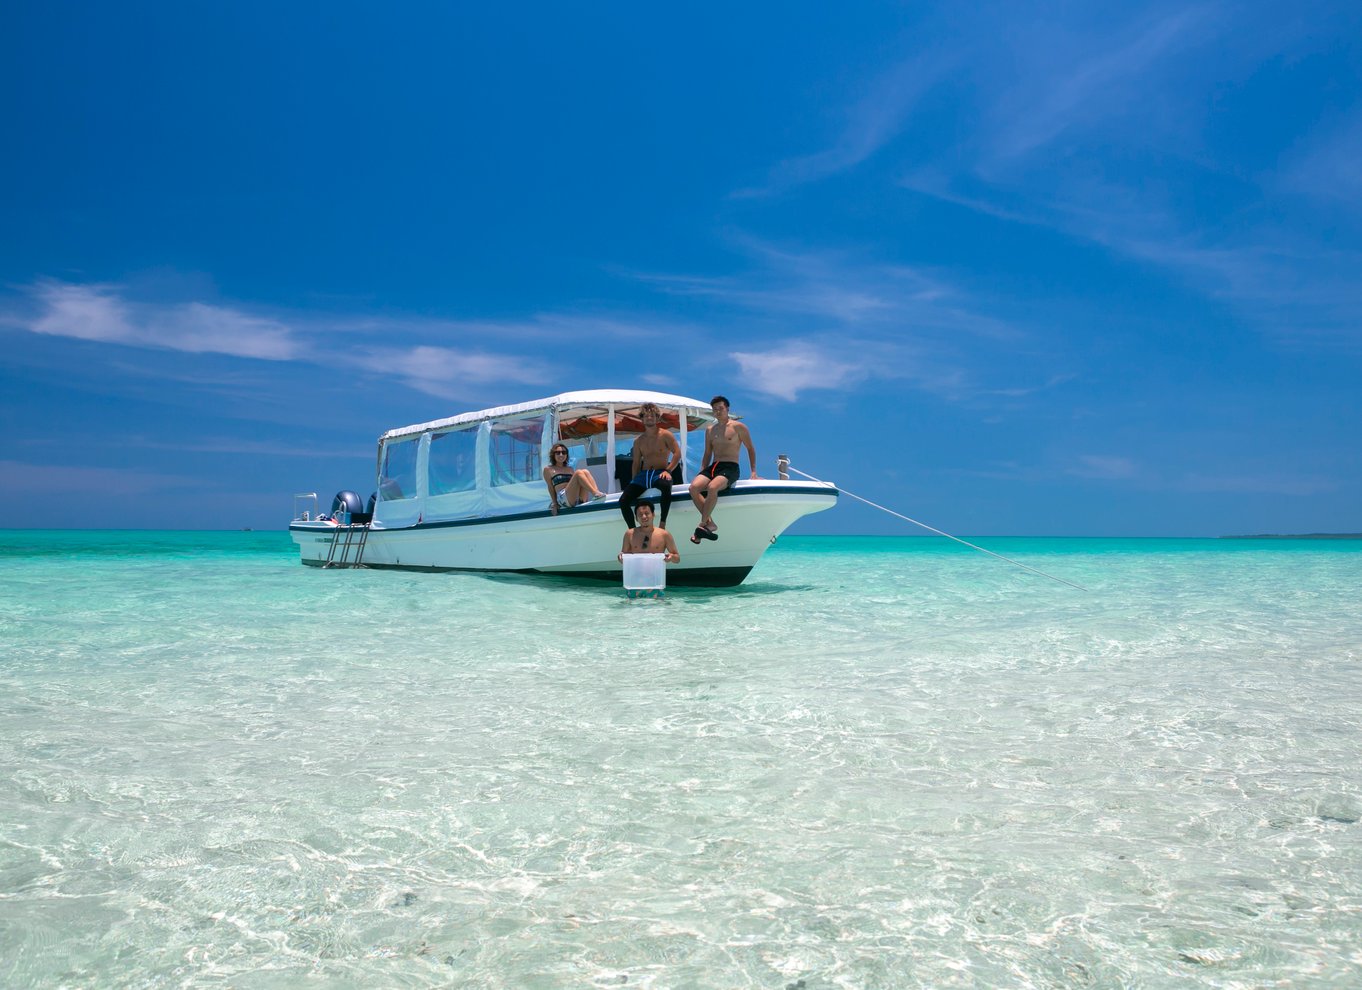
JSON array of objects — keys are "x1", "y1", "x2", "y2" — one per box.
[{"x1": 788, "y1": 465, "x2": 1088, "y2": 592}]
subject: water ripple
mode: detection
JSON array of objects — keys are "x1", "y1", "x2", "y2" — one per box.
[{"x1": 1, "y1": 534, "x2": 1360, "y2": 986}]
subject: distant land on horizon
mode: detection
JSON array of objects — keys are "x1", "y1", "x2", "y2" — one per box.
[{"x1": 1221, "y1": 533, "x2": 1362, "y2": 540}]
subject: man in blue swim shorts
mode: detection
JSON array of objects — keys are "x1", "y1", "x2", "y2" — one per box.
[
  {"x1": 688, "y1": 395, "x2": 759, "y2": 544},
  {"x1": 620, "y1": 402, "x2": 682, "y2": 529}
]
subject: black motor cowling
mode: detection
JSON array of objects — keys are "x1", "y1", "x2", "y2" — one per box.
[{"x1": 331, "y1": 490, "x2": 366, "y2": 520}]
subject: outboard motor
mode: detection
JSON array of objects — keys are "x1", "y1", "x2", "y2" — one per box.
[
  {"x1": 354, "y1": 492, "x2": 376, "y2": 525},
  {"x1": 331, "y1": 490, "x2": 365, "y2": 523}
]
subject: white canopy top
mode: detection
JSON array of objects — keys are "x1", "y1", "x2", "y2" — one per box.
[{"x1": 380, "y1": 389, "x2": 717, "y2": 442}]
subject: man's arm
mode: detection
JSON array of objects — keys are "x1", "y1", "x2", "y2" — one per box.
[
  {"x1": 617, "y1": 529, "x2": 632, "y2": 562},
  {"x1": 664, "y1": 431, "x2": 680, "y2": 473},
  {"x1": 740, "y1": 423, "x2": 760, "y2": 478},
  {"x1": 662, "y1": 530, "x2": 680, "y2": 563},
  {"x1": 700, "y1": 425, "x2": 714, "y2": 470}
]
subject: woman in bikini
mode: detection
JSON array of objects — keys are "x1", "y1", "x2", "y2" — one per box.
[{"x1": 543, "y1": 443, "x2": 605, "y2": 515}]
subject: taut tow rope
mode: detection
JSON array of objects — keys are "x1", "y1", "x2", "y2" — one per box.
[{"x1": 788, "y1": 466, "x2": 1088, "y2": 592}]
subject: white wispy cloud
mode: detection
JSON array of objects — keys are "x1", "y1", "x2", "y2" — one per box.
[
  {"x1": 637, "y1": 236, "x2": 1020, "y2": 340},
  {"x1": 1279, "y1": 109, "x2": 1362, "y2": 208},
  {"x1": 628, "y1": 235, "x2": 1035, "y2": 401},
  {"x1": 731, "y1": 341, "x2": 868, "y2": 401},
  {"x1": 640, "y1": 268, "x2": 896, "y2": 324},
  {"x1": 1083, "y1": 233, "x2": 1362, "y2": 349},
  {"x1": 735, "y1": 53, "x2": 953, "y2": 196},
  {"x1": 346, "y1": 345, "x2": 551, "y2": 399},
  {"x1": 983, "y1": 6, "x2": 1213, "y2": 167},
  {"x1": 2, "y1": 280, "x2": 602, "y2": 401},
  {"x1": 883, "y1": 6, "x2": 1362, "y2": 352},
  {"x1": 22, "y1": 281, "x2": 298, "y2": 359},
  {"x1": 349, "y1": 312, "x2": 664, "y2": 345},
  {"x1": 1067, "y1": 455, "x2": 1139, "y2": 480},
  {"x1": 732, "y1": 328, "x2": 980, "y2": 402}
]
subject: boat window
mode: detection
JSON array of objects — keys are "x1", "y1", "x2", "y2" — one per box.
[
  {"x1": 429, "y1": 427, "x2": 477, "y2": 495},
  {"x1": 490, "y1": 414, "x2": 548, "y2": 487},
  {"x1": 379, "y1": 437, "x2": 419, "y2": 501}
]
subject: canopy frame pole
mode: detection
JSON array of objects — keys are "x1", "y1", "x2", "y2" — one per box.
[
  {"x1": 606, "y1": 404, "x2": 617, "y2": 495},
  {"x1": 677, "y1": 406, "x2": 688, "y2": 486}
]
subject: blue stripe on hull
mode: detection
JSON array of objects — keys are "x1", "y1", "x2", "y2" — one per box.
[
  {"x1": 287, "y1": 484, "x2": 835, "y2": 536},
  {"x1": 301, "y1": 558, "x2": 752, "y2": 587}
]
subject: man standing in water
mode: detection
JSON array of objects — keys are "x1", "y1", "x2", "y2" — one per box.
[
  {"x1": 620, "y1": 402, "x2": 681, "y2": 529},
  {"x1": 688, "y1": 395, "x2": 758, "y2": 544},
  {"x1": 617, "y1": 501, "x2": 680, "y2": 563}
]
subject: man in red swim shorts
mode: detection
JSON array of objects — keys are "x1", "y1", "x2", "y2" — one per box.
[{"x1": 687, "y1": 395, "x2": 759, "y2": 544}]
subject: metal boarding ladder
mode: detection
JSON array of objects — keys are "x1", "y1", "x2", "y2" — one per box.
[{"x1": 324, "y1": 522, "x2": 371, "y2": 568}]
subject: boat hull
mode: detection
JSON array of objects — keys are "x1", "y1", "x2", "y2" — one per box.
[{"x1": 290, "y1": 481, "x2": 835, "y2": 586}]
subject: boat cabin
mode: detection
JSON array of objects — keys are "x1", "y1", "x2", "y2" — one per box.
[{"x1": 370, "y1": 389, "x2": 716, "y2": 528}]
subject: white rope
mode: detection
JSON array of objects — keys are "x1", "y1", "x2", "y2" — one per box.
[{"x1": 789, "y1": 465, "x2": 1088, "y2": 592}]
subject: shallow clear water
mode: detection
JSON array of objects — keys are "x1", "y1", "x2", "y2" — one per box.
[{"x1": 2, "y1": 531, "x2": 1360, "y2": 988}]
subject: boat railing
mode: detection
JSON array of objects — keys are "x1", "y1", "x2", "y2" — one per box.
[{"x1": 293, "y1": 492, "x2": 319, "y2": 521}]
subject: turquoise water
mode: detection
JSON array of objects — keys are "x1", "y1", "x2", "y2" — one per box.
[{"x1": 2, "y1": 531, "x2": 1360, "y2": 988}]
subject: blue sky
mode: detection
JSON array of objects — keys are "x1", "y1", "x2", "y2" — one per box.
[{"x1": 3, "y1": 1, "x2": 1360, "y2": 535}]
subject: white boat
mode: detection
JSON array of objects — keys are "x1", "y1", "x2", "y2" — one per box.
[{"x1": 288, "y1": 389, "x2": 838, "y2": 586}]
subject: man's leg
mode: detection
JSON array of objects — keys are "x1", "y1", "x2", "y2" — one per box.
[
  {"x1": 689, "y1": 475, "x2": 710, "y2": 516},
  {"x1": 655, "y1": 476, "x2": 674, "y2": 527},
  {"x1": 701, "y1": 477, "x2": 729, "y2": 530},
  {"x1": 619, "y1": 482, "x2": 643, "y2": 528}
]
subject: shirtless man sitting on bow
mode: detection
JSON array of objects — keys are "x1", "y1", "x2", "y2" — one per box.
[
  {"x1": 688, "y1": 394, "x2": 758, "y2": 544},
  {"x1": 620, "y1": 402, "x2": 681, "y2": 530}
]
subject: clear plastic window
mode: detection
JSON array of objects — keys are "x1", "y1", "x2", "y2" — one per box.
[
  {"x1": 429, "y1": 428, "x2": 477, "y2": 495},
  {"x1": 379, "y1": 438, "x2": 419, "y2": 500},
  {"x1": 490, "y1": 414, "x2": 548, "y2": 487}
]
